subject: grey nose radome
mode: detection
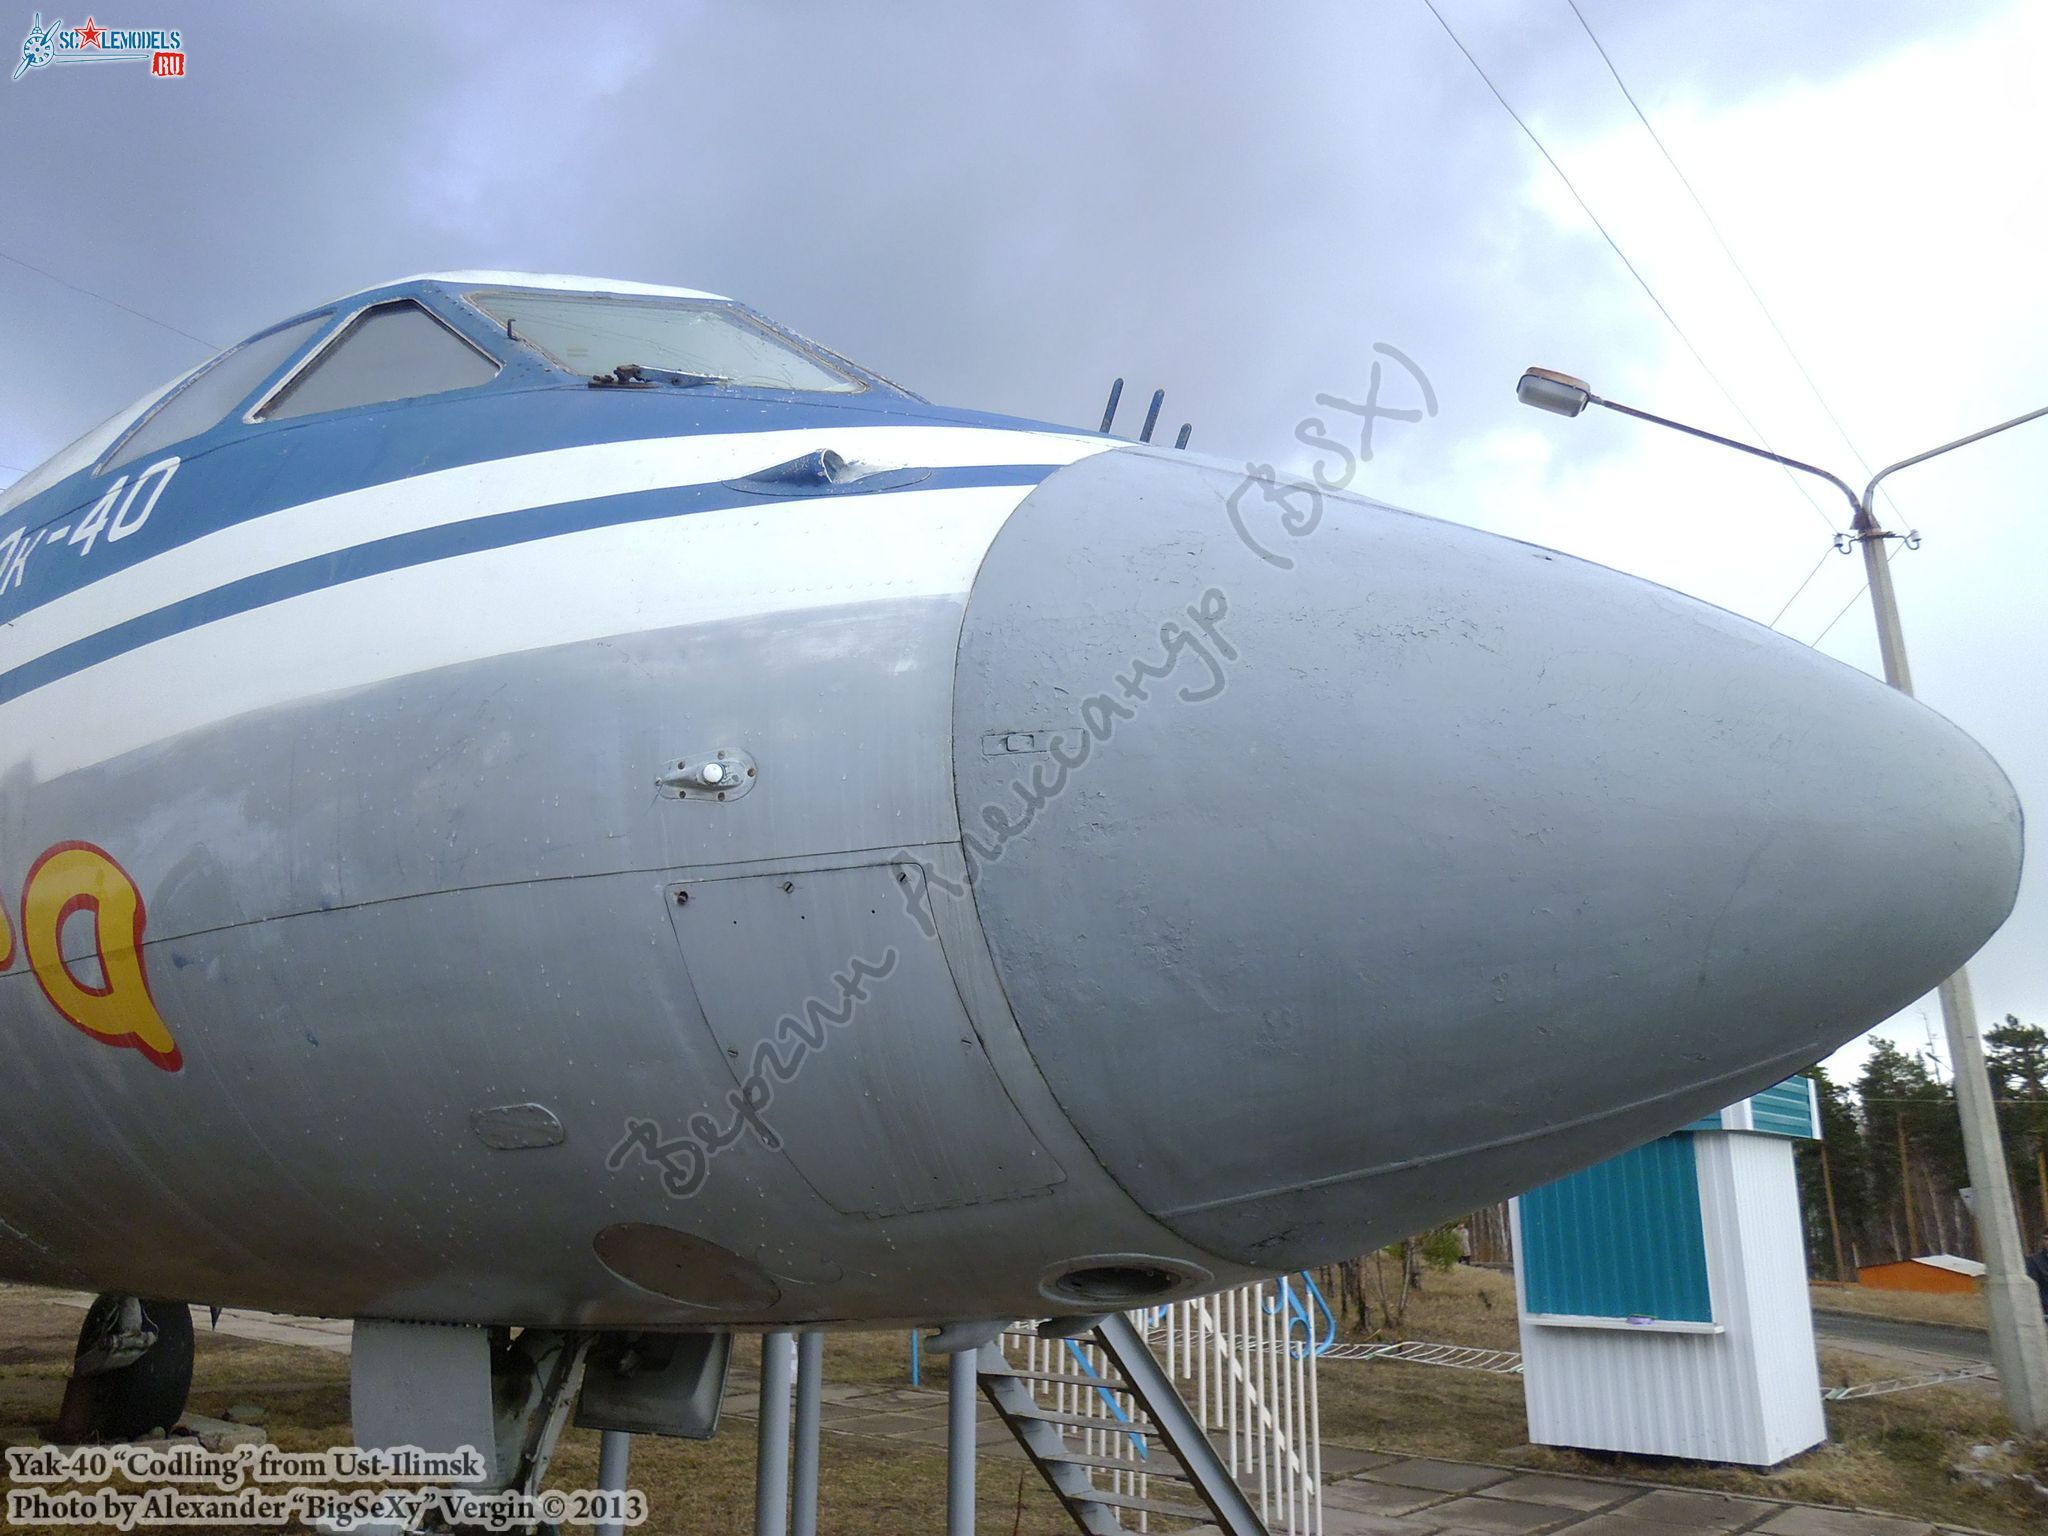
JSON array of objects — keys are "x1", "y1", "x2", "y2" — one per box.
[{"x1": 952, "y1": 447, "x2": 2022, "y2": 1271}]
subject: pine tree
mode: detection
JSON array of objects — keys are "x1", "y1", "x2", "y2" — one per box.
[
  {"x1": 1986, "y1": 1015, "x2": 2048, "y2": 1243},
  {"x1": 1796, "y1": 1066, "x2": 1868, "y2": 1278},
  {"x1": 1857, "y1": 1041, "x2": 1961, "y2": 1258}
]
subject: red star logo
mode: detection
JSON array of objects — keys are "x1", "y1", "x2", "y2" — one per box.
[{"x1": 76, "y1": 18, "x2": 103, "y2": 48}]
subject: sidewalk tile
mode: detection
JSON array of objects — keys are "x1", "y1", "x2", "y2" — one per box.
[
  {"x1": 1325, "y1": 1480, "x2": 1457, "y2": 1517},
  {"x1": 1424, "y1": 1495, "x2": 1569, "y2": 1534},
  {"x1": 835, "y1": 1385, "x2": 914, "y2": 1408},
  {"x1": 1756, "y1": 1511, "x2": 1935, "y2": 1536},
  {"x1": 1549, "y1": 1515, "x2": 1699, "y2": 1536},
  {"x1": 1374, "y1": 1458, "x2": 1514, "y2": 1493},
  {"x1": 822, "y1": 1411, "x2": 929, "y2": 1439},
  {"x1": 1613, "y1": 1489, "x2": 1778, "y2": 1531},
  {"x1": 856, "y1": 1387, "x2": 943, "y2": 1408},
  {"x1": 1486, "y1": 1475, "x2": 1630, "y2": 1512},
  {"x1": 1323, "y1": 1447, "x2": 1401, "y2": 1476},
  {"x1": 1320, "y1": 1514, "x2": 1449, "y2": 1535},
  {"x1": 1185, "y1": 1517, "x2": 1442, "y2": 1536}
]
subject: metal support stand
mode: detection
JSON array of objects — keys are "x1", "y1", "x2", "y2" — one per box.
[
  {"x1": 595, "y1": 1430, "x2": 630, "y2": 1536},
  {"x1": 948, "y1": 1346, "x2": 977, "y2": 1535},
  {"x1": 755, "y1": 1331, "x2": 795, "y2": 1536},
  {"x1": 791, "y1": 1332, "x2": 823, "y2": 1536}
]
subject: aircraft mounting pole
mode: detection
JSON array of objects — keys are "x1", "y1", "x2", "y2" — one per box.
[
  {"x1": 755, "y1": 1331, "x2": 796, "y2": 1536},
  {"x1": 947, "y1": 1344, "x2": 978, "y2": 1535},
  {"x1": 594, "y1": 1430, "x2": 630, "y2": 1536},
  {"x1": 791, "y1": 1331, "x2": 824, "y2": 1536}
]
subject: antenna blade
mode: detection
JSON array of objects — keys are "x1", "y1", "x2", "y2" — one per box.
[
  {"x1": 1140, "y1": 388, "x2": 1164, "y2": 443},
  {"x1": 1098, "y1": 378, "x2": 1124, "y2": 435}
]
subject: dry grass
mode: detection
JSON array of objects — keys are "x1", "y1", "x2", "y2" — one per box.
[
  {"x1": 1333, "y1": 1258, "x2": 1525, "y2": 1351},
  {"x1": 0, "y1": 1292, "x2": 1082, "y2": 1536},
  {"x1": 1317, "y1": 1343, "x2": 2044, "y2": 1535},
  {"x1": 546, "y1": 1405, "x2": 1081, "y2": 1536},
  {"x1": 1808, "y1": 1279, "x2": 1990, "y2": 1331}
]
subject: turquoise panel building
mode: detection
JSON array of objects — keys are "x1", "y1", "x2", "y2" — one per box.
[
  {"x1": 1520, "y1": 1135, "x2": 1713, "y2": 1324},
  {"x1": 1512, "y1": 1076, "x2": 1824, "y2": 1466}
]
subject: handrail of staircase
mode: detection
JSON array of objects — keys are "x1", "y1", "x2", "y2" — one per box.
[
  {"x1": 1188, "y1": 1294, "x2": 1306, "y2": 1478},
  {"x1": 1295, "y1": 1272, "x2": 1337, "y2": 1354},
  {"x1": 1265, "y1": 1272, "x2": 1337, "y2": 1356}
]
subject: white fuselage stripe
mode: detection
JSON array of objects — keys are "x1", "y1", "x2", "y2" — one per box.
[
  {"x1": 0, "y1": 469, "x2": 1097, "y2": 779},
  {"x1": 1, "y1": 426, "x2": 1107, "y2": 674}
]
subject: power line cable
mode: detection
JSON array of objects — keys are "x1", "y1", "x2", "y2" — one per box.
[
  {"x1": 1811, "y1": 540, "x2": 1902, "y2": 647},
  {"x1": 1418, "y1": 0, "x2": 1839, "y2": 535},
  {"x1": 0, "y1": 245, "x2": 220, "y2": 350},
  {"x1": 1562, "y1": 0, "x2": 1909, "y2": 528},
  {"x1": 1766, "y1": 541, "x2": 1837, "y2": 631},
  {"x1": 1813, "y1": 579, "x2": 1868, "y2": 647},
  {"x1": 1554, "y1": 7, "x2": 1933, "y2": 647},
  {"x1": 1563, "y1": 0, "x2": 1876, "y2": 476}
]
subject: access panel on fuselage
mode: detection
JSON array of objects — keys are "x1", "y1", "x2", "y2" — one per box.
[{"x1": 665, "y1": 862, "x2": 1062, "y2": 1217}]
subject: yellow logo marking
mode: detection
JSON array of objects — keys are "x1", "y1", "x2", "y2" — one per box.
[{"x1": 22, "y1": 842, "x2": 181, "y2": 1072}]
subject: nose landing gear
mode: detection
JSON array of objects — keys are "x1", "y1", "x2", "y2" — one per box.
[{"x1": 54, "y1": 1294, "x2": 195, "y2": 1442}]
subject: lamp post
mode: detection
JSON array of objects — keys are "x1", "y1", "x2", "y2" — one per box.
[{"x1": 1517, "y1": 365, "x2": 2048, "y2": 1435}]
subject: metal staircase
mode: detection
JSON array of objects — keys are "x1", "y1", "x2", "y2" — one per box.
[{"x1": 980, "y1": 1276, "x2": 1328, "y2": 1535}]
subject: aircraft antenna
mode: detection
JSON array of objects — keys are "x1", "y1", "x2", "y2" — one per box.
[
  {"x1": 1095, "y1": 377, "x2": 1192, "y2": 448},
  {"x1": 1097, "y1": 378, "x2": 1123, "y2": 435}
]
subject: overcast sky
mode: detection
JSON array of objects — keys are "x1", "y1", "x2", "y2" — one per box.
[{"x1": 2, "y1": 0, "x2": 2040, "y2": 1084}]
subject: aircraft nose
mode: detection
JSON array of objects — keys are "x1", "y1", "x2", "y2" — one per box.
[{"x1": 952, "y1": 447, "x2": 2021, "y2": 1270}]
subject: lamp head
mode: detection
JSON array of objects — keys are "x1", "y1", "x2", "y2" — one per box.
[{"x1": 1517, "y1": 367, "x2": 1594, "y2": 418}]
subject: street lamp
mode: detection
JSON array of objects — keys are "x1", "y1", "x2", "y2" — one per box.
[{"x1": 1518, "y1": 366, "x2": 2048, "y2": 1435}]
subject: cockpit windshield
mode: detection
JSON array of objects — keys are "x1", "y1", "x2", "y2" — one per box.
[{"x1": 467, "y1": 291, "x2": 861, "y2": 393}]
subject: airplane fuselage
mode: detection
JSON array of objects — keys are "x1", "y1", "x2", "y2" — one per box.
[{"x1": 0, "y1": 274, "x2": 2022, "y2": 1333}]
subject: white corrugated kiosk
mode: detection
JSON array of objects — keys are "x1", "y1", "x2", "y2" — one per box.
[{"x1": 1510, "y1": 1077, "x2": 1825, "y2": 1466}]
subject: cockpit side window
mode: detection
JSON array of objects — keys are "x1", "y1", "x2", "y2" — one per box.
[
  {"x1": 468, "y1": 291, "x2": 862, "y2": 393},
  {"x1": 255, "y1": 300, "x2": 500, "y2": 421},
  {"x1": 103, "y1": 313, "x2": 330, "y2": 471}
]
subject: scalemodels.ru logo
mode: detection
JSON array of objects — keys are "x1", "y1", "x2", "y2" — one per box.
[{"x1": 13, "y1": 12, "x2": 185, "y2": 81}]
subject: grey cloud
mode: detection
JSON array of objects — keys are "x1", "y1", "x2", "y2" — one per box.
[{"x1": 1, "y1": 0, "x2": 2034, "y2": 1066}]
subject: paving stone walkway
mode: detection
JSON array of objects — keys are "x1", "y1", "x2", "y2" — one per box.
[
  {"x1": 1292, "y1": 1455, "x2": 1975, "y2": 1536},
  {"x1": 714, "y1": 1367, "x2": 1988, "y2": 1536}
]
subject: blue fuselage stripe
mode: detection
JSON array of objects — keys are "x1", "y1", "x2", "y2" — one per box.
[
  {"x1": 0, "y1": 464, "x2": 1055, "y2": 708},
  {"x1": 0, "y1": 386, "x2": 1081, "y2": 628}
]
